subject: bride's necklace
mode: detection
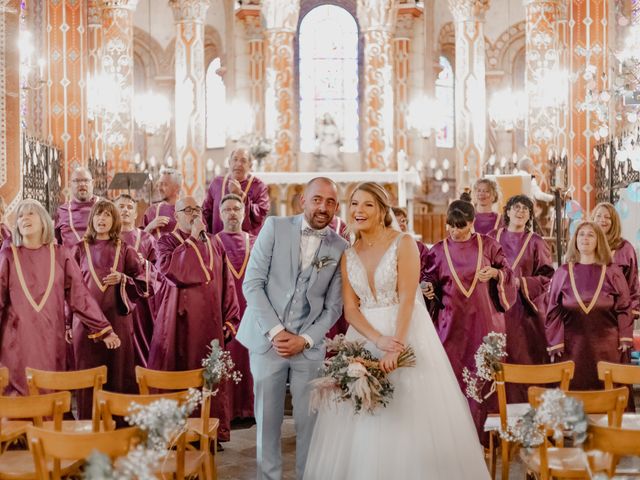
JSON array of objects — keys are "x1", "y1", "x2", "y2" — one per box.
[{"x1": 362, "y1": 228, "x2": 387, "y2": 247}]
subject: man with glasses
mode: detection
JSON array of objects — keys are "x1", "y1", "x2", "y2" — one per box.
[
  {"x1": 142, "y1": 167, "x2": 182, "y2": 239},
  {"x1": 202, "y1": 147, "x2": 270, "y2": 236},
  {"x1": 55, "y1": 167, "x2": 98, "y2": 247},
  {"x1": 149, "y1": 195, "x2": 239, "y2": 444},
  {"x1": 215, "y1": 193, "x2": 257, "y2": 422}
]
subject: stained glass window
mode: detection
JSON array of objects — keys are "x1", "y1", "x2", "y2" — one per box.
[
  {"x1": 299, "y1": 5, "x2": 359, "y2": 153},
  {"x1": 436, "y1": 56, "x2": 454, "y2": 149},
  {"x1": 206, "y1": 58, "x2": 226, "y2": 149}
]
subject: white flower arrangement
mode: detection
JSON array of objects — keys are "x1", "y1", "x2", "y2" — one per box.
[
  {"x1": 462, "y1": 332, "x2": 507, "y2": 403},
  {"x1": 202, "y1": 339, "x2": 242, "y2": 395}
]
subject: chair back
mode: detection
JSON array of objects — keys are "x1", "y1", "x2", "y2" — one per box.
[
  {"x1": 586, "y1": 423, "x2": 640, "y2": 477},
  {"x1": 135, "y1": 366, "x2": 204, "y2": 394},
  {"x1": 495, "y1": 361, "x2": 575, "y2": 430},
  {"x1": 528, "y1": 386, "x2": 629, "y2": 427},
  {"x1": 27, "y1": 425, "x2": 140, "y2": 480},
  {"x1": 0, "y1": 391, "x2": 71, "y2": 433},
  {"x1": 0, "y1": 367, "x2": 8, "y2": 394},
  {"x1": 597, "y1": 361, "x2": 640, "y2": 389},
  {"x1": 26, "y1": 366, "x2": 107, "y2": 432}
]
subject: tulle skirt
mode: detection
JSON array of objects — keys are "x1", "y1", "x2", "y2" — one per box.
[{"x1": 303, "y1": 300, "x2": 490, "y2": 480}]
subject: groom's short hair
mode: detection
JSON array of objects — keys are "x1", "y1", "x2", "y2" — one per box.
[{"x1": 305, "y1": 177, "x2": 338, "y2": 192}]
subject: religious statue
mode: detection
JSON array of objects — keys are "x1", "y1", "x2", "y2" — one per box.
[{"x1": 314, "y1": 113, "x2": 343, "y2": 171}]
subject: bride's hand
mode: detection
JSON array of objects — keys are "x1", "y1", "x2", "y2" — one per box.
[
  {"x1": 380, "y1": 352, "x2": 400, "y2": 373},
  {"x1": 375, "y1": 335, "x2": 404, "y2": 353}
]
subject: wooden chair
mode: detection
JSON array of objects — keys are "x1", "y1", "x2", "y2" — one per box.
[
  {"x1": 0, "y1": 368, "x2": 8, "y2": 395},
  {"x1": 485, "y1": 361, "x2": 575, "y2": 480},
  {"x1": 135, "y1": 366, "x2": 219, "y2": 479},
  {"x1": 96, "y1": 390, "x2": 208, "y2": 480},
  {"x1": 597, "y1": 361, "x2": 640, "y2": 411},
  {"x1": 0, "y1": 368, "x2": 24, "y2": 454},
  {"x1": 27, "y1": 425, "x2": 141, "y2": 480},
  {"x1": 585, "y1": 423, "x2": 640, "y2": 478},
  {"x1": 0, "y1": 392, "x2": 79, "y2": 480},
  {"x1": 521, "y1": 386, "x2": 629, "y2": 480},
  {"x1": 25, "y1": 366, "x2": 107, "y2": 433}
]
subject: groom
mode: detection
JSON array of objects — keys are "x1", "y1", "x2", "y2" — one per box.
[{"x1": 238, "y1": 177, "x2": 348, "y2": 480}]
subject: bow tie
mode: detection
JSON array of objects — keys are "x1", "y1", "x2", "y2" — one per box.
[{"x1": 302, "y1": 227, "x2": 327, "y2": 238}]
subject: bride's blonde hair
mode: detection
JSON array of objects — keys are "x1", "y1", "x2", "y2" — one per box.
[{"x1": 347, "y1": 182, "x2": 393, "y2": 240}]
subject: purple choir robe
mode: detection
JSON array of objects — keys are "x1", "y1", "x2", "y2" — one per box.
[
  {"x1": 202, "y1": 174, "x2": 270, "y2": 236},
  {"x1": 425, "y1": 233, "x2": 517, "y2": 439},
  {"x1": 55, "y1": 197, "x2": 98, "y2": 247},
  {"x1": 545, "y1": 263, "x2": 633, "y2": 390},
  {"x1": 121, "y1": 228, "x2": 158, "y2": 367},
  {"x1": 612, "y1": 239, "x2": 640, "y2": 318},
  {"x1": 474, "y1": 212, "x2": 502, "y2": 235},
  {"x1": 142, "y1": 202, "x2": 177, "y2": 240},
  {"x1": 0, "y1": 244, "x2": 112, "y2": 395},
  {"x1": 0, "y1": 224, "x2": 11, "y2": 242},
  {"x1": 149, "y1": 229, "x2": 240, "y2": 441},
  {"x1": 73, "y1": 239, "x2": 144, "y2": 418},
  {"x1": 329, "y1": 216, "x2": 349, "y2": 239},
  {"x1": 489, "y1": 229, "x2": 555, "y2": 402},
  {"x1": 417, "y1": 240, "x2": 429, "y2": 284},
  {"x1": 216, "y1": 231, "x2": 256, "y2": 419}
]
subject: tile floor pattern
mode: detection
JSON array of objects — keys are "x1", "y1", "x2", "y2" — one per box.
[{"x1": 216, "y1": 418, "x2": 526, "y2": 479}]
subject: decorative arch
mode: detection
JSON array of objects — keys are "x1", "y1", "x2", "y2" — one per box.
[
  {"x1": 133, "y1": 27, "x2": 171, "y2": 78},
  {"x1": 438, "y1": 21, "x2": 455, "y2": 63},
  {"x1": 490, "y1": 20, "x2": 526, "y2": 74}
]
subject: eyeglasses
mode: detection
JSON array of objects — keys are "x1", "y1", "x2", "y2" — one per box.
[
  {"x1": 510, "y1": 204, "x2": 529, "y2": 213},
  {"x1": 177, "y1": 206, "x2": 202, "y2": 215},
  {"x1": 71, "y1": 178, "x2": 92, "y2": 184},
  {"x1": 221, "y1": 207, "x2": 243, "y2": 214}
]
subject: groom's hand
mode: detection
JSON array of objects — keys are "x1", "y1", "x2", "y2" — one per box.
[{"x1": 273, "y1": 331, "x2": 306, "y2": 357}]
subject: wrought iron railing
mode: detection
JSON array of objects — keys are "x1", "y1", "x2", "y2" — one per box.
[
  {"x1": 594, "y1": 130, "x2": 640, "y2": 205},
  {"x1": 22, "y1": 133, "x2": 62, "y2": 217},
  {"x1": 88, "y1": 156, "x2": 108, "y2": 198}
]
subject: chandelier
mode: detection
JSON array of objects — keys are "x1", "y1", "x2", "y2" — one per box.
[
  {"x1": 489, "y1": 88, "x2": 526, "y2": 131},
  {"x1": 134, "y1": 90, "x2": 171, "y2": 135}
]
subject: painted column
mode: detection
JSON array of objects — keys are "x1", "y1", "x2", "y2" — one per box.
[
  {"x1": 0, "y1": 0, "x2": 20, "y2": 211},
  {"x1": 525, "y1": 0, "x2": 562, "y2": 191},
  {"x1": 262, "y1": 0, "x2": 299, "y2": 171},
  {"x1": 87, "y1": 0, "x2": 103, "y2": 161},
  {"x1": 448, "y1": 0, "x2": 490, "y2": 192},
  {"x1": 101, "y1": 0, "x2": 137, "y2": 179},
  {"x1": 46, "y1": 0, "x2": 88, "y2": 189},
  {"x1": 170, "y1": 0, "x2": 209, "y2": 200},
  {"x1": 568, "y1": 0, "x2": 608, "y2": 212},
  {"x1": 358, "y1": 0, "x2": 396, "y2": 170},
  {"x1": 236, "y1": 6, "x2": 265, "y2": 136}
]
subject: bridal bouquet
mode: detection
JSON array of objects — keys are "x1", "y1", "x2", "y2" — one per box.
[
  {"x1": 462, "y1": 332, "x2": 507, "y2": 403},
  {"x1": 309, "y1": 334, "x2": 416, "y2": 414}
]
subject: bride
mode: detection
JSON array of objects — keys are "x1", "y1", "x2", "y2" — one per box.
[{"x1": 304, "y1": 182, "x2": 490, "y2": 479}]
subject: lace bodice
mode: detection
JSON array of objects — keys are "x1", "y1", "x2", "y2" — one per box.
[{"x1": 346, "y1": 235, "x2": 401, "y2": 308}]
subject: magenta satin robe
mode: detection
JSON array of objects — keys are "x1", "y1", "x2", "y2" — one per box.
[
  {"x1": 612, "y1": 239, "x2": 640, "y2": 318},
  {"x1": 121, "y1": 228, "x2": 158, "y2": 366},
  {"x1": 425, "y1": 233, "x2": 517, "y2": 438},
  {"x1": 489, "y1": 229, "x2": 555, "y2": 402},
  {"x1": 202, "y1": 175, "x2": 270, "y2": 236},
  {"x1": 545, "y1": 263, "x2": 632, "y2": 390},
  {"x1": 73, "y1": 239, "x2": 144, "y2": 417},
  {"x1": 216, "y1": 231, "x2": 256, "y2": 419},
  {"x1": 149, "y1": 230, "x2": 240, "y2": 441},
  {"x1": 0, "y1": 224, "x2": 11, "y2": 243},
  {"x1": 0, "y1": 244, "x2": 112, "y2": 395},
  {"x1": 142, "y1": 202, "x2": 177, "y2": 240},
  {"x1": 55, "y1": 197, "x2": 97, "y2": 247},
  {"x1": 474, "y1": 212, "x2": 502, "y2": 235},
  {"x1": 329, "y1": 216, "x2": 349, "y2": 239}
]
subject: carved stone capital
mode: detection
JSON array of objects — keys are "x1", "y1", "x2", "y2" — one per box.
[
  {"x1": 523, "y1": 0, "x2": 561, "y2": 6},
  {"x1": 236, "y1": 6, "x2": 263, "y2": 39},
  {"x1": 261, "y1": 0, "x2": 299, "y2": 31},
  {"x1": 169, "y1": 0, "x2": 210, "y2": 24},
  {"x1": 357, "y1": 0, "x2": 397, "y2": 31},
  {"x1": 447, "y1": 0, "x2": 490, "y2": 22},
  {"x1": 395, "y1": 6, "x2": 422, "y2": 38},
  {"x1": 100, "y1": 0, "x2": 139, "y2": 10}
]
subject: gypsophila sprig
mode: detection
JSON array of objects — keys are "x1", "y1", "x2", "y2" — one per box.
[
  {"x1": 462, "y1": 332, "x2": 507, "y2": 403},
  {"x1": 201, "y1": 339, "x2": 242, "y2": 395},
  {"x1": 309, "y1": 334, "x2": 416, "y2": 414}
]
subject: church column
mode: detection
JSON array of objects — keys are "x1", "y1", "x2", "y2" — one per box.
[
  {"x1": 87, "y1": 0, "x2": 103, "y2": 161},
  {"x1": 262, "y1": 0, "x2": 299, "y2": 171},
  {"x1": 236, "y1": 6, "x2": 265, "y2": 136},
  {"x1": 393, "y1": 6, "x2": 421, "y2": 162},
  {"x1": 525, "y1": 0, "x2": 562, "y2": 191},
  {"x1": 46, "y1": 0, "x2": 89, "y2": 188},
  {"x1": 448, "y1": 0, "x2": 490, "y2": 192},
  {"x1": 170, "y1": 0, "x2": 209, "y2": 200},
  {"x1": 358, "y1": 0, "x2": 396, "y2": 170},
  {"x1": 101, "y1": 0, "x2": 137, "y2": 179},
  {"x1": 567, "y1": 0, "x2": 608, "y2": 212},
  {"x1": 0, "y1": 0, "x2": 20, "y2": 210}
]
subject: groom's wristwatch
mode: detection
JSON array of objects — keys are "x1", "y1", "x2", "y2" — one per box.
[{"x1": 304, "y1": 339, "x2": 311, "y2": 349}]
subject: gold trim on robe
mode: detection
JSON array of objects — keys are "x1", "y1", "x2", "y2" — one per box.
[
  {"x1": 87, "y1": 325, "x2": 113, "y2": 339},
  {"x1": 216, "y1": 233, "x2": 251, "y2": 280},
  {"x1": 443, "y1": 235, "x2": 483, "y2": 299},
  {"x1": 520, "y1": 276, "x2": 538, "y2": 312},
  {"x1": 496, "y1": 228, "x2": 533, "y2": 271},
  {"x1": 10, "y1": 243, "x2": 55, "y2": 313},
  {"x1": 222, "y1": 174, "x2": 255, "y2": 202},
  {"x1": 173, "y1": 232, "x2": 215, "y2": 284},
  {"x1": 568, "y1": 263, "x2": 606, "y2": 315},
  {"x1": 546, "y1": 343, "x2": 564, "y2": 352},
  {"x1": 84, "y1": 240, "x2": 122, "y2": 293}
]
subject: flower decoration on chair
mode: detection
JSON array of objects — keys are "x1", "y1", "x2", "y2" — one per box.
[
  {"x1": 201, "y1": 338, "x2": 242, "y2": 396},
  {"x1": 462, "y1": 332, "x2": 507, "y2": 403}
]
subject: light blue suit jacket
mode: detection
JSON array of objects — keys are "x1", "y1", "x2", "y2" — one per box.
[{"x1": 237, "y1": 215, "x2": 348, "y2": 360}]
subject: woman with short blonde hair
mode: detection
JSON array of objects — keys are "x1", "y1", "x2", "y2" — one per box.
[
  {"x1": 546, "y1": 221, "x2": 632, "y2": 390},
  {"x1": 471, "y1": 178, "x2": 502, "y2": 234},
  {"x1": 591, "y1": 202, "x2": 640, "y2": 318},
  {"x1": 0, "y1": 199, "x2": 118, "y2": 396}
]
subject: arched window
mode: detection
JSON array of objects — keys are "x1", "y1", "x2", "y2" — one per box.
[
  {"x1": 436, "y1": 56, "x2": 454, "y2": 149},
  {"x1": 298, "y1": 5, "x2": 359, "y2": 153},
  {"x1": 206, "y1": 58, "x2": 226, "y2": 149}
]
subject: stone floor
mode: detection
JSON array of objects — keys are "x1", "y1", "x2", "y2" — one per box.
[{"x1": 216, "y1": 417, "x2": 526, "y2": 480}]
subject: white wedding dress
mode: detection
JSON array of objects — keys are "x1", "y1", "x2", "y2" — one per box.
[{"x1": 304, "y1": 237, "x2": 490, "y2": 479}]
